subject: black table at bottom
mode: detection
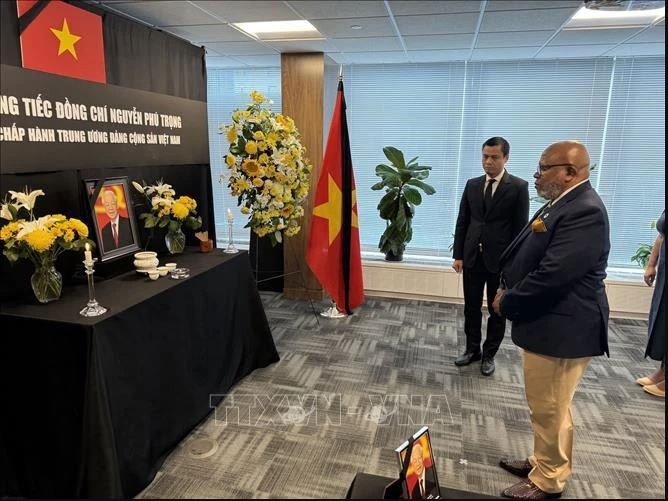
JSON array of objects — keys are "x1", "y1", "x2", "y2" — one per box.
[{"x1": 1, "y1": 249, "x2": 279, "y2": 498}]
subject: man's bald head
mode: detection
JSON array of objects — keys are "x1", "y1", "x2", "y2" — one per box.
[
  {"x1": 542, "y1": 141, "x2": 590, "y2": 177},
  {"x1": 535, "y1": 141, "x2": 591, "y2": 201},
  {"x1": 102, "y1": 189, "x2": 119, "y2": 219}
]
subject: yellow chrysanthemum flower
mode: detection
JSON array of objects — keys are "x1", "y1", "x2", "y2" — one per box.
[
  {"x1": 252, "y1": 178, "x2": 264, "y2": 187},
  {"x1": 176, "y1": 196, "x2": 196, "y2": 211},
  {"x1": 0, "y1": 221, "x2": 22, "y2": 240},
  {"x1": 226, "y1": 127, "x2": 238, "y2": 143},
  {"x1": 171, "y1": 202, "x2": 189, "y2": 220},
  {"x1": 258, "y1": 153, "x2": 269, "y2": 165},
  {"x1": 69, "y1": 218, "x2": 89, "y2": 238},
  {"x1": 265, "y1": 132, "x2": 279, "y2": 148},
  {"x1": 24, "y1": 229, "x2": 56, "y2": 252},
  {"x1": 226, "y1": 154, "x2": 236, "y2": 167},
  {"x1": 250, "y1": 90, "x2": 266, "y2": 104},
  {"x1": 253, "y1": 131, "x2": 265, "y2": 141},
  {"x1": 245, "y1": 141, "x2": 258, "y2": 155},
  {"x1": 257, "y1": 141, "x2": 268, "y2": 151},
  {"x1": 240, "y1": 206, "x2": 250, "y2": 215},
  {"x1": 63, "y1": 229, "x2": 75, "y2": 242},
  {"x1": 242, "y1": 159, "x2": 261, "y2": 177}
]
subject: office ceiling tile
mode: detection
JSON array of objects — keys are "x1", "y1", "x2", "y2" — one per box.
[
  {"x1": 204, "y1": 41, "x2": 277, "y2": 55},
  {"x1": 239, "y1": 54, "x2": 282, "y2": 66},
  {"x1": 311, "y1": 17, "x2": 395, "y2": 38},
  {"x1": 536, "y1": 44, "x2": 616, "y2": 58},
  {"x1": 486, "y1": 1, "x2": 582, "y2": 11},
  {"x1": 265, "y1": 38, "x2": 336, "y2": 52},
  {"x1": 289, "y1": 1, "x2": 388, "y2": 19},
  {"x1": 205, "y1": 55, "x2": 248, "y2": 68},
  {"x1": 476, "y1": 30, "x2": 554, "y2": 48},
  {"x1": 471, "y1": 46, "x2": 541, "y2": 60},
  {"x1": 550, "y1": 28, "x2": 642, "y2": 46},
  {"x1": 606, "y1": 42, "x2": 665, "y2": 56},
  {"x1": 627, "y1": 26, "x2": 666, "y2": 43},
  {"x1": 403, "y1": 34, "x2": 473, "y2": 50},
  {"x1": 342, "y1": 51, "x2": 409, "y2": 64},
  {"x1": 480, "y1": 8, "x2": 575, "y2": 32},
  {"x1": 407, "y1": 49, "x2": 472, "y2": 62},
  {"x1": 108, "y1": 1, "x2": 218, "y2": 26},
  {"x1": 388, "y1": 1, "x2": 482, "y2": 15},
  {"x1": 329, "y1": 37, "x2": 403, "y2": 52},
  {"x1": 193, "y1": 1, "x2": 297, "y2": 22},
  {"x1": 163, "y1": 24, "x2": 251, "y2": 43},
  {"x1": 395, "y1": 13, "x2": 480, "y2": 35}
]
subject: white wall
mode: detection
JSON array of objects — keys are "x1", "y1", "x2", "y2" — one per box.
[{"x1": 363, "y1": 261, "x2": 653, "y2": 320}]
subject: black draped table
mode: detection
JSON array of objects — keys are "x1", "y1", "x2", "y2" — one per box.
[
  {"x1": 0, "y1": 249, "x2": 279, "y2": 498},
  {"x1": 346, "y1": 473, "x2": 498, "y2": 499}
]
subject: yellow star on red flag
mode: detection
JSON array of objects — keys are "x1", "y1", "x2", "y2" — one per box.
[
  {"x1": 312, "y1": 175, "x2": 359, "y2": 246},
  {"x1": 50, "y1": 18, "x2": 81, "y2": 60}
]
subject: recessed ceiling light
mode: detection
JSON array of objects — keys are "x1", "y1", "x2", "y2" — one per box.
[
  {"x1": 233, "y1": 20, "x2": 318, "y2": 35},
  {"x1": 350, "y1": 25, "x2": 362, "y2": 30},
  {"x1": 572, "y1": 5, "x2": 664, "y2": 20}
]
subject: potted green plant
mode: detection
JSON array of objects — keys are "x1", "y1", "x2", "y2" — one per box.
[{"x1": 372, "y1": 146, "x2": 436, "y2": 261}]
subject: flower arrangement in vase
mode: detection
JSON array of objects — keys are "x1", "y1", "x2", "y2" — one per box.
[
  {"x1": 0, "y1": 188, "x2": 94, "y2": 303},
  {"x1": 222, "y1": 90, "x2": 312, "y2": 246},
  {"x1": 132, "y1": 180, "x2": 202, "y2": 254}
]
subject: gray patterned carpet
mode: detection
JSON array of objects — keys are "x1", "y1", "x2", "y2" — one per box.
[{"x1": 137, "y1": 294, "x2": 665, "y2": 499}]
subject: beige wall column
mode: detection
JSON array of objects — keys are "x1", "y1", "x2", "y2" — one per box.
[{"x1": 281, "y1": 52, "x2": 325, "y2": 300}]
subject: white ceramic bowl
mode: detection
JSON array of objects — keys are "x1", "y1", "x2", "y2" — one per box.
[
  {"x1": 134, "y1": 251, "x2": 157, "y2": 260},
  {"x1": 147, "y1": 270, "x2": 160, "y2": 280},
  {"x1": 164, "y1": 263, "x2": 177, "y2": 271},
  {"x1": 157, "y1": 266, "x2": 169, "y2": 277}
]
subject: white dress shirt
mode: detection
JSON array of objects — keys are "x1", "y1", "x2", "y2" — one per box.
[
  {"x1": 483, "y1": 168, "x2": 505, "y2": 197},
  {"x1": 549, "y1": 178, "x2": 589, "y2": 207}
]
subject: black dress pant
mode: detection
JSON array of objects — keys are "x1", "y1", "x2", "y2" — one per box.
[{"x1": 462, "y1": 251, "x2": 506, "y2": 357}]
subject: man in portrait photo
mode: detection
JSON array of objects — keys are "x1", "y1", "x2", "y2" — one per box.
[
  {"x1": 406, "y1": 442, "x2": 437, "y2": 499},
  {"x1": 99, "y1": 188, "x2": 133, "y2": 251}
]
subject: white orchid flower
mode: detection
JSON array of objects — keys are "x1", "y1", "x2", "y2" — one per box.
[
  {"x1": 8, "y1": 189, "x2": 45, "y2": 211},
  {"x1": 132, "y1": 181, "x2": 145, "y2": 193},
  {"x1": 154, "y1": 182, "x2": 175, "y2": 198}
]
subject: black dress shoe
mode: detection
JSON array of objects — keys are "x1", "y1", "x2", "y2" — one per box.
[
  {"x1": 455, "y1": 351, "x2": 481, "y2": 366},
  {"x1": 481, "y1": 357, "x2": 495, "y2": 376},
  {"x1": 499, "y1": 458, "x2": 532, "y2": 477}
]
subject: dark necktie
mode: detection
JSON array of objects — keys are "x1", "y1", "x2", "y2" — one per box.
[
  {"x1": 420, "y1": 479, "x2": 425, "y2": 498},
  {"x1": 483, "y1": 178, "x2": 496, "y2": 214},
  {"x1": 112, "y1": 222, "x2": 119, "y2": 247}
]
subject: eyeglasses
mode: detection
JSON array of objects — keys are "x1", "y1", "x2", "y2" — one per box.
[{"x1": 535, "y1": 163, "x2": 577, "y2": 176}]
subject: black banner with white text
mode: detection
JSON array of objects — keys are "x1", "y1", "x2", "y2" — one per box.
[{"x1": 0, "y1": 64, "x2": 209, "y2": 173}]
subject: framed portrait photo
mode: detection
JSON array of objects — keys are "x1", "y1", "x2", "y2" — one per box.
[
  {"x1": 85, "y1": 177, "x2": 141, "y2": 262},
  {"x1": 395, "y1": 426, "x2": 441, "y2": 499}
]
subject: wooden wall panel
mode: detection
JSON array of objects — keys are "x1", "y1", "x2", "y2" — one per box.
[{"x1": 281, "y1": 53, "x2": 325, "y2": 300}]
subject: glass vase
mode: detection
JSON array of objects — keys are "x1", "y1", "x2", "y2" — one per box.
[
  {"x1": 31, "y1": 262, "x2": 63, "y2": 304},
  {"x1": 165, "y1": 226, "x2": 186, "y2": 254}
]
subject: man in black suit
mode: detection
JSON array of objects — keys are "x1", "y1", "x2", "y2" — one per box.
[
  {"x1": 100, "y1": 189, "x2": 133, "y2": 251},
  {"x1": 492, "y1": 141, "x2": 610, "y2": 500},
  {"x1": 452, "y1": 137, "x2": 529, "y2": 376}
]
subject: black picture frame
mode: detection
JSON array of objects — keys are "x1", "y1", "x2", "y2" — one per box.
[
  {"x1": 84, "y1": 176, "x2": 141, "y2": 262},
  {"x1": 395, "y1": 426, "x2": 442, "y2": 499}
]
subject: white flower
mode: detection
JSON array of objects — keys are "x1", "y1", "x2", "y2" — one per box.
[
  {"x1": 0, "y1": 202, "x2": 19, "y2": 221},
  {"x1": 9, "y1": 189, "x2": 45, "y2": 211},
  {"x1": 132, "y1": 181, "x2": 145, "y2": 193},
  {"x1": 15, "y1": 215, "x2": 54, "y2": 239},
  {"x1": 151, "y1": 196, "x2": 174, "y2": 208},
  {"x1": 154, "y1": 181, "x2": 175, "y2": 198}
]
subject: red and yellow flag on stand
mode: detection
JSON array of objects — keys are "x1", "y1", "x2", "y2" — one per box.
[
  {"x1": 17, "y1": 0, "x2": 106, "y2": 83},
  {"x1": 306, "y1": 79, "x2": 364, "y2": 314}
]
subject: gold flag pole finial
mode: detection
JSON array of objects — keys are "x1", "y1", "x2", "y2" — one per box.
[{"x1": 339, "y1": 64, "x2": 343, "y2": 81}]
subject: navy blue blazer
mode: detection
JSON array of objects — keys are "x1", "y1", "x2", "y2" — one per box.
[{"x1": 499, "y1": 181, "x2": 610, "y2": 358}]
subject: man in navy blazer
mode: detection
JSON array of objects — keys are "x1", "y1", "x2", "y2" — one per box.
[{"x1": 492, "y1": 141, "x2": 610, "y2": 500}]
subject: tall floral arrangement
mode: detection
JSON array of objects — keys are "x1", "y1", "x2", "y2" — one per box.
[
  {"x1": 132, "y1": 179, "x2": 202, "y2": 254},
  {"x1": 0, "y1": 188, "x2": 93, "y2": 303},
  {"x1": 222, "y1": 90, "x2": 312, "y2": 246}
]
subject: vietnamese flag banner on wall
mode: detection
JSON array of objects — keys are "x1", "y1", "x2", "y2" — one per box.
[
  {"x1": 306, "y1": 80, "x2": 364, "y2": 314},
  {"x1": 17, "y1": 0, "x2": 106, "y2": 83}
]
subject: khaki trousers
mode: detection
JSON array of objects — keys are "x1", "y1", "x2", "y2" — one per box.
[{"x1": 522, "y1": 350, "x2": 591, "y2": 494}]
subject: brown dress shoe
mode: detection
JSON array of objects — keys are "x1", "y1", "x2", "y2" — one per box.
[
  {"x1": 501, "y1": 479, "x2": 562, "y2": 499},
  {"x1": 499, "y1": 458, "x2": 532, "y2": 477}
]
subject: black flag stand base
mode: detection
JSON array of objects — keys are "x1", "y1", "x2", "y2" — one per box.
[
  {"x1": 250, "y1": 232, "x2": 321, "y2": 326},
  {"x1": 320, "y1": 300, "x2": 346, "y2": 318}
]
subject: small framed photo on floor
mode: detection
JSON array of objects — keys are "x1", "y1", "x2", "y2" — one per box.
[
  {"x1": 85, "y1": 176, "x2": 141, "y2": 261},
  {"x1": 395, "y1": 426, "x2": 441, "y2": 499}
]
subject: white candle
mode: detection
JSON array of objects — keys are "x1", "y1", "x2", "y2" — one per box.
[
  {"x1": 226, "y1": 208, "x2": 234, "y2": 223},
  {"x1": 84, "y1": 243, "x2": 93, "y2": 263}
]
